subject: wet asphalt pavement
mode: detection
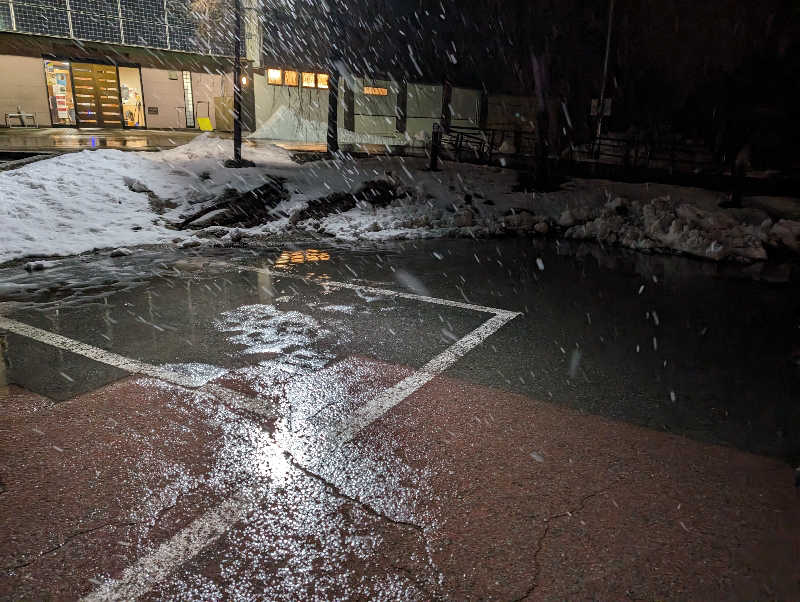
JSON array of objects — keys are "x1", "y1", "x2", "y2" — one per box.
[
  {"x1": 3, "y1": 239, "x2": 799, "y2": 458},
  {"x1": 1, "y1": 238, "x2": 799, "y2": 600}
]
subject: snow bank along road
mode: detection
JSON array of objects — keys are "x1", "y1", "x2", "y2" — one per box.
[
  {"x1": 1, "y1": 245, "x2": 798, "y2": 600},
  {"x1": 3, "y1": 133, "x2": 800, "y2": 268}
]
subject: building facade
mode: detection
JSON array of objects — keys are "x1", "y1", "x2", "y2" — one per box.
[
  {"x1": 0, "y1": 0, "x2": 537, "y2": 142},
  {"x1": 0, "y1": 0, "x2": 248, "y2": 130}
]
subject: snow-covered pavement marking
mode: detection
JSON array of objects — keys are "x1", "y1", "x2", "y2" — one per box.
[
  {"x1": 79, "y1": 496, "x2": 254, "y2": 602},
  {"x1": 0, "y1": 316, "x2": 271, "y2": 417}
]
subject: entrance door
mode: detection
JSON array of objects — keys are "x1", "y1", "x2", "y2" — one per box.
[
  {"x1": 118, "y1": 66, "x2": 145, "y2": 128},
  {"x1": 71, "y1": 63, "x2": 122, "y2": 127}
]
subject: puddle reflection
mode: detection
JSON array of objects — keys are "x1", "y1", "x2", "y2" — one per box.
[
  {"x1": 273, "y1": 249, "x2": 331, "y2": 269},
  {"x1": 0, "y1": 131, "x2": 195, "y2": 151}
]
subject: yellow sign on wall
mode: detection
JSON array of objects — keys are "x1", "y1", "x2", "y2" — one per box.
[{"x1": 364, "y1": 86, "x2": 388, "y2": 96}]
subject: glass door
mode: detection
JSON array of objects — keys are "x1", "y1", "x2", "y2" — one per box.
[
  {"x1": 71, "y1": 62, "x2": 122, "y2": 127},
  {"x1": 118, "y1": 66, "x2": 145, "y2": 128},
  {"x1": 43, "y1": 60, "x2": 76, "y2": 126}
]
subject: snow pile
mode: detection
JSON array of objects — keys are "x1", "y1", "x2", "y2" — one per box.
[
  {"x1": 0, "y1": 150, "x2": 176, "y2": 263},
  {"x1": 154, "y1": 132, "x2": 294, "y2": 165},
  {"x1": 271, "y1": 168, "x2": 800, "y2": 262},
  {"x1": 561, "y1": 196, "x2": 771, "y2": 262},
  {"x1": 249, "y1": 105, "x2": 325, "y2": 142},
  {"x1": 249, "y1": 105, "x2": 404, "y2": 146},
  {"x1": 0, "y1": 135, "x2": 297, "y2": 264},
  {"x1": 1, "y1": 132, "x2": 798, "y2": 266}
]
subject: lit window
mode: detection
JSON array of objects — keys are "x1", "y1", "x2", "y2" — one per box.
[
  {"x1": 267, "y1": 68, "x2": 282, "y2": 85},
  {"x1": 302, "y1": 72, "x2": 316, "y2": 87},
  {"x1": 316, "y1": 73, "x2": 329, "y2": 89},
  {"x1": 284, "y1": 70, "x2": 299, "y2": 86},
  {"x1": 364, "y1": 86, "x2": 388, "y2": 96}
]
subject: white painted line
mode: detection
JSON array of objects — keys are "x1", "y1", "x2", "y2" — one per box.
[
  {"x1": 231, "y1": 264, "x2": 522, "y2": 440},
  {"x1": 228, "y1": 264, "x2": 522, "y2": 439},
  {"x1": 337, "y1": 311, "x2": 519, "y2": 441},
  {"x1": 322, "y1": 279, "x2": 510, "y2": 315},
  {"x1": 232, "y1": 264, "x2": 509, "y2": 315},
  {"x1": 0, "y1": 316, "x2": 273, "y2": 418},
  {"x1": 79, "y1": 496, "x2": 252, "y2": 602},
  {"x1": 0, "y1": 316, "x2": 196, "y2": 388}
]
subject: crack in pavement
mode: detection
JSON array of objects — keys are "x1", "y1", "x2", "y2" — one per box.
[
  {"x1": 150, "y1": 486, "x2": 202, "y2": 529},
  {"x1": 512, "y1": 487, "x2": 612, "y2": 602},
  {"x1": 3, "y1": 520, "x2": 139, "y2": 573},
  {"x1": 283, "y1": 450, "x2": 425, "y2": 533},
  {"x1": 281, "y1": 450, "x2": 443, "y2": 598}
]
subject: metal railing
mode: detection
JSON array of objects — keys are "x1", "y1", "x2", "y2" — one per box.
[
  {"x1": 441, "y1": 124, "x2": 538, "y2": 163},
  {"x1": 436, "y1": 124, "x2": 717, "y2": 176},
  {"x1": 579, "y1": 134, "x2": 715, "y2": 174}
]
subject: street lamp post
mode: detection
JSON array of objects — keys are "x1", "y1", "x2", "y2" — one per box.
[
  {"x1": 233, "y1": 0, "x2": 243, "y2": 164},
  {"x1": 327, "y1": 68, "x2": 339, "y2": 155}
]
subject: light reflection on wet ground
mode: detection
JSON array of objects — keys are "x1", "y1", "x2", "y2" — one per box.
[
  {"x1": 273, "y1": 248, "x2": 331, "y2": 270},
  {"x1": 0, "y1": 128, "x2": 203, "y2": 152},
  {"x1": 0, "y1": 251, "x2": 485, "y2": 401}
]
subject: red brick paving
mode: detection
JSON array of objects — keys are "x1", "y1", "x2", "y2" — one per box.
[
  {"x1": 0, "y1": 377, "x2": 255, "y2": 600},
  {"x1": 2, "y1": 360, "x2": 798, "y2": 600},
  {"x1": 0, "y1": 384, "x2": 55, "y2": 420},
  {"x1": 361, "y1": 375, "x2": 800, "y2": 600}
]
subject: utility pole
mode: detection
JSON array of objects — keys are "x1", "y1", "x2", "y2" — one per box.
[
  {"x1": 327, "y1": 68, "x2": 339, "y2": 155},
  {"x1": 326, "y1": 1, "x2": 341, "y2": 155},
  {"x1": 595, "y1": 0, "x2": 615, "y2": 152},
  {"x1": 233, "y1": 0, "x2": 243, "y2": 164}
]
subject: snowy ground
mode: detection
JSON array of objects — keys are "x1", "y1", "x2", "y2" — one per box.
[{"x1": 1, "y1": 134, "x2": 799, "y2": 266}]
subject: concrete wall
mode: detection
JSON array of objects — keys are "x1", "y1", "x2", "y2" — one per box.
[
  {"x1": 243, "y1": 2, "x2": 262, "y2": 68},
  {"x1": 141, "y1": 68, "x2": 231, "y2": 130},
  {"x1": 253, "y1": 71, "x2": 268, "y2": 129},
  {"x1": 406, "y1": 83, "x2": 442, "y2": 139},
  {"x1": 353, "y1": 78, "x2": 398, "y2": 136},
  {"x1": 253, "y1": 75, "x2": 420, "y2": 142},
  {"x1": 248, "y1": 75, "x2": 538, "y2": 143},
  {"x1": 0, "y1": 55, "x2": 236, "y2": 131},
  {"x1": 450, "y1": 87, "x2": 481, "y2": 128},
  {"x1": 253, "y1": 77, "x2": 330, "y2": 141},
  {"x1": 0, "y1": 55, "x2": 51, "y2": 127},
  {"x1": 487, "y1": 94, "x2": 537, "y2": 132},
  {"x1": 141, "y1": 68, "x2": 185, "y2": 129},
  {"x1": 192, "y1": 71, "x2": 231, "y2": 131}
]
